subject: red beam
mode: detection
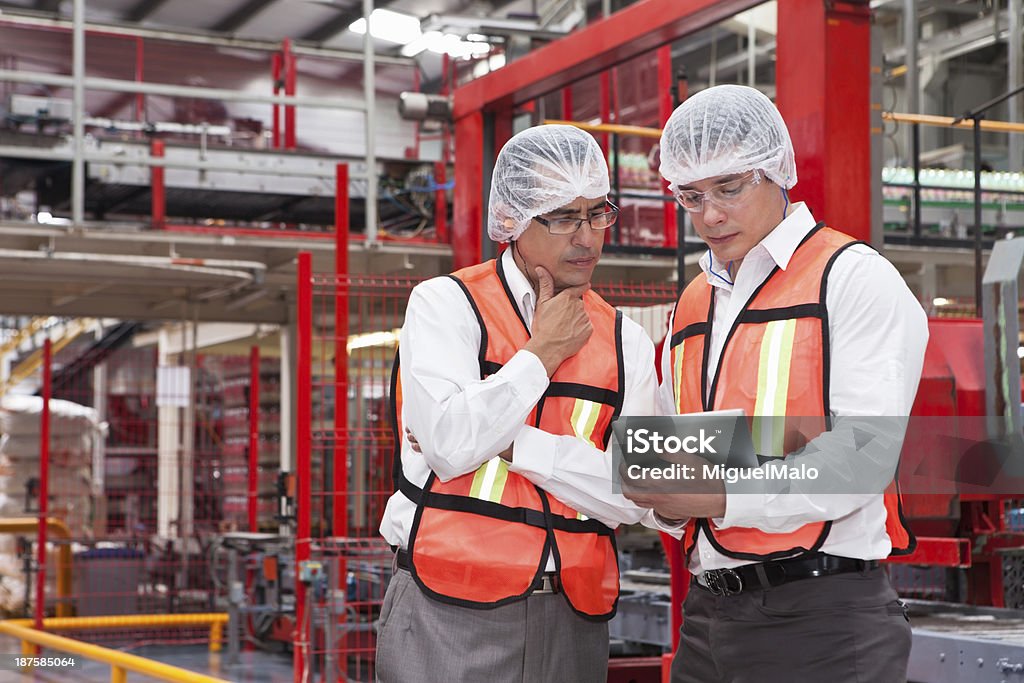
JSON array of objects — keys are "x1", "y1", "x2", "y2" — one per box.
[
  {"x1": 34, "y1": 339, "x2": 52, "y2": 640},
  {"x1": 657, "y1": 45, "x2": 677, "y2": 249},
  {"x1": 150, "y1": 139, "x2": 165, "y2": 230},
  {"x1": 333, "y1": 163, "x2": 349, "y2": 539},
  {"x1": 248, "y1": 345, "x2": 260, "y2": 533},
  {"x1": 452, "y1": 0, "x2": 763, "y2": 119},
  {"x1": 294, "y1": 251, "x2": 312, "y2": 683},
  {"x1": 134, "y1": 38, "x2": 145, "y2": 123},
  {"x1": 434, "y1": 162, "x2": 448, "y2": 244},
  {"x1": 283, "y1": 38, "x2": 297, "y2": 150},
  {"x1": 776, "y1": 0, "x2": 872, "y2": 243},
  {"x1": 884, "y1": 536, "x2": 971, "y2": 568},
  {"x1": 271, "y1": 52, "x2": 283, "y2": 149},
  {"x1": 452, "y1": 110, "x2": 483, "y2": 270}
]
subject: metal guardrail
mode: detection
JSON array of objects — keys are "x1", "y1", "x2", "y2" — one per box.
[{"x1": 0, "y1": 615, "x2": 230, "y2": 682}]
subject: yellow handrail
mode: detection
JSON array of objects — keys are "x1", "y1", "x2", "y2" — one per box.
[
  {"x1": 543, "y1": 118, "x2": 663, "y2": 139},
  {"x1": 548, "y1": 113, "x2": 1024, "y2": 138},
  {"x1": 0, "y1": 517, "x2": 73, "y2": 617},
  {"x1": 0, "y1": 316, "x2": 50, "y2": 360},
  {"x1": 0, "y1": 619, "x2": 230, "y2": 682},
  {"x1": 882, "y1": 111, "x2": 1024, "y2": 134},
  {"x1": 0, "y1": 317, "x2": 95, "y2": 396},
  {"x1": 5, "y1": 613, "x2": 228, "y2": 653}
]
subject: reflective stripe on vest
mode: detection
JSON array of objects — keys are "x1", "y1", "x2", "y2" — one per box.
[
  {"x1": 669, "y1": 225, "x2": 915, "y2": 561},
  {"x1": 469, "y1": 457, "x2": 510, "y2": 503},
  {"x1": 752, "y1": 318, "x2": 798, "y2": 457},
  {"x1": 393, "y1": 257, "x2": 624, "y2": 618}
]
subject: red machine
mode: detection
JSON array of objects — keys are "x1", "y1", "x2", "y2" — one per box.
[{"x1": 892, "y1": 318, "x2": 1024, "y2": 608}]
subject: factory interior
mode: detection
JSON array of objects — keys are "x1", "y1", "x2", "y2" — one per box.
[{"x1": 0, "y1": 0, "x2": 1022, "y2": 681}]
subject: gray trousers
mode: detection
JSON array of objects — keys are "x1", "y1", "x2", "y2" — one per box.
[
  {"x1": 670, "y1": 566, "x2": 912, "y2": 683},
  {"x1": 375, "y1": 569, "x2": 609, "y2": 683}
]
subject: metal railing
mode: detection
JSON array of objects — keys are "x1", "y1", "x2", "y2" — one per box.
[{"x1": 0, "y1": 618, "x2": 229, "y2": 682}]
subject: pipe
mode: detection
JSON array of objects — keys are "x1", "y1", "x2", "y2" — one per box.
[
  {"x1": 35, "y1": 343, "x2": 52, "y2": 633},
  {"x1": 363, "y1": 0, "x2": 378, "y2": 245},
  {"x1": 71, "y1": 0, "x2": 84, "y2": 227},
  {"x1": 8, "y1": 610, "x2": 226, "y2": 651},
  {"x1": 0, "y1": 249, "x2": 264, "y2": 279},
  {"x1": 8, "y1": 612, "x2": 227, "y2": 629},
  {"x1": 883, "y1": 111, "x2": 1024, "y2": 134},
  {"x1": 904, "y1": 0, "x2": 918, "y2": 115},
  {"x1": 0, "y1": 69, "x2": 365, "y2": 111},
  {"x1": 543, "y1": 118, "x2": 662, "y2": 139},
  {"x1": 1010, "y1": 0, "x2": 1022, "y2": 170},
  {"x1": 0, "y1": 11, "x2": 414, "y2": 65},
  {"x1": 0, "y1": 620, "x2": 230, "y2": 682},
  {"x1": 0, "y1": 143, "x2": 369, "y2": 179},
  {"x1": 249, "y1": 345, "x2": 260, "y2": 533},
  {"x1": 0, "y1": 518, "x2": 72, "y2": 618}
]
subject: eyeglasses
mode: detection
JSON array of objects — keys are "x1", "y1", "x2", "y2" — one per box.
[
  {"x1": 673, "y1": 170, "x2": 762, "y2": 213},
  {"x1": 533, "y1": 202, "x2": 620, "y2": 235}
]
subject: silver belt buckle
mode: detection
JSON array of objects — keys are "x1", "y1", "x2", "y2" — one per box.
[
  {"x1": 535, "y1": 573, "x2": 558, "y2": 594},
  {"x1": 702, "y1": 568, "x2": 744, "y2": 596}
]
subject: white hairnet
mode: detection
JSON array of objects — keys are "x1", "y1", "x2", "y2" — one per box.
[
  {"x1": 488, "y1": 124, "x2": 610, "y2": 243},
  {"x1": 659, "y1": 84, "x2": 797, "y2": 191}
]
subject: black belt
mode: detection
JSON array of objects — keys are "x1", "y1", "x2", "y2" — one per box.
[
  {"x1": 395, "y1": 550, "x2": 562, "y2": 594},
  {"x1": 697, "y1": 553, "x2": 879, "y2": 596}
]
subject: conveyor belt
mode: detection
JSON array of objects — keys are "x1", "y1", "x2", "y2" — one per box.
[{"x1": 907, "y1": 602, "x2": 1024, "y2": 682}]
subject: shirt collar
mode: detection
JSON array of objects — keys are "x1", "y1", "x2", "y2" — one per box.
[
  {"x1": 759, "y1": 202, "x2": 816, "y2": 271},
  {"x1": 697, "y1": 201, "x2": 817, "y2": 282},
  {"x1": 500, "y1": 247, "x2": 535, "y2": 321}
]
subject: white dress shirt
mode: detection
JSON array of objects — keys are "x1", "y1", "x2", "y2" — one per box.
[
  {"x1": 381, "y1": 248, "x2": 681, "y2": 558},
  {"x1": 658, "y1": 202, "x2": 929, "y2": 572}
]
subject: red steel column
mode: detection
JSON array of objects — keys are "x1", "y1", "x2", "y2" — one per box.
[
  {"x1": 333, "y1": 164, "x2": 349, "y2": 539},
  {"x1": 34, "y1": 339, "x2": 52, "y2": 636},
  {"x1": 283, "y1": 38, "x2": 297, "y2": 150},
  {"x1": 453, "y1": 110, "x2": 483, "y2": 270},
  {"x1": 134, "y1": 38, "x2": 145, "y2": 123},
  {"x1": 294, "y1": 252, "x2": 312, "y2": 683},
  {"x1": 657, "y1": 45, "x2": 678, "y2": 248},
  {"x1": 776, "y1": 0, "x2": 872, "y2": 242},
  {"x1": 271, "y1": 52, "x2": 283, "y2": 149},
  {"x1": 151, "y1": 139, "x2": 165, "y2": 230},
  {"x1": 434, "y1": 162, "x2": 448, "y2": 244},
  {"x1": 599, "y1": 72, "x2": 611, "y2": 154},
  {"x1": 248, "y1": 345, "x2": 260, "y2": 533}
]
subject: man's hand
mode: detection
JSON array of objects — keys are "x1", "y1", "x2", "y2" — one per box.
[
  {"x1": 525, "y1": 266, "x2": 593, "y2": 377},
  {"x1": 406, "y1": 428, "x2": 513, "y2": 462},
  {"x1": 620, "y1": 451, "x2": 727, "y2": 519}
]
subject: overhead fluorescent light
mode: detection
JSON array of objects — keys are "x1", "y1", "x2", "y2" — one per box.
[
  {"x1": 349, "y1": 9, "x2": 422, "y2": 45},
  {"x1": 401, "y1": 30, "x2": 442, "y2": 57},
  {"x1": 403, "y1": 31, "x2": 492, "y2": 59}
]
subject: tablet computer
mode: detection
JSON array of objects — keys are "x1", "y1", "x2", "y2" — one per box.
[
  {"x1": 611, "y1": 408, "x2": 759, "y2": 470},
  {"x1": 683, "y1": 408, "x2": 759, "y2": 470}
]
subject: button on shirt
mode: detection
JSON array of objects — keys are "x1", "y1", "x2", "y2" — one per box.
[
  {"x1": 380, "y1": 248, "x2": 682, "y2": 561},
  {"x1": 657, "y1": 203, "x2": 929, "y2": 572}
]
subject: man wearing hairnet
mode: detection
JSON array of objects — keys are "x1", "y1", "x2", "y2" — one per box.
[
  {"x1": 623, "y1": 85, "x2": 928, "y2": 682},
  {"x1": 376, "y1": 124, "x2": 681, "y2": 683}
]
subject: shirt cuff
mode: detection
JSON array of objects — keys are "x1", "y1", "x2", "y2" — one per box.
[
  {"x1": 715, "y1": 477, "x2": 765, "y2": 529},
  {"x1": 507, "y1": 425, "x2": 555, "y2": 484},
  {"x1": 507, "y1": 349, "x2": 551, "y2": 405},
  {"x1": 648, "y1": 510, "x2": 687, "y2": 536}
]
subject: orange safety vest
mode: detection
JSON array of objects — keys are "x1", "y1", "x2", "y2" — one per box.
[
  {"x1": 390, "y1": 257, "x2": 623, "y2": 619},
  {"x1": 669, "y1": 224, "x2": 915, "y2": 563}
]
